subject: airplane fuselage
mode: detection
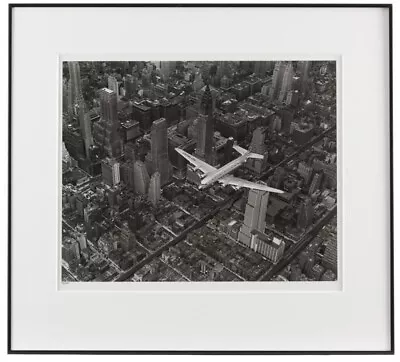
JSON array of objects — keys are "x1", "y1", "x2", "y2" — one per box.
[
  {"x1": 175, "y1": 146, "x2": 282, "y2": 194},
  {"x1": 200, "y1": 152, "x2": 250, "y2": 187}
]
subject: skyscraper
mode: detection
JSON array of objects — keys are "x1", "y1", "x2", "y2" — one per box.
[
  {"x1": 101, "y1": 158, "x2": 120, "y2": 187},
  {"x1": 238, "y1": 189, "x2": 285, "y2": 263},
  {"x1": 120, "y1": 161, "x2": 135, "y2": 190},
  {"x1": 66, "y1": 62, "x2": 84, "y2": 161},
  {"x1": 111, "y1": 160, "x2": 120, "y2": 186},
  {"x1": 309, "y1": 172, "x2": 323, "y2": 196},
  {"x1": 77, "y1": 233, "x2": 87, "y2": 251},
  {"x1": 269, "y1": 167, "x2": 286, "y2": 189},
  {"x1": 99, "y1": 88, "x2": 118, "y2": 124},
  {"x1": 160, "y1": 61, "x2": 176, "y2": 81},
  {"x1": 238, "y1": 189, "x2": 270, "y2": 246},
  {"x1": 278, "y1": 62, "x2": 294, "y2": 103},
  {"x1": 223, "y1": 137, "x2": 234, "y2": 165},
  {"x1": 62, "y1": 240, "x2": 80, "y2": 264},
  {"x1": 150, "y1": 118, "x2": 172, "y2": 186},
  {"x1": 195, "y1": 85, "x2": 215, "y2": 165},
  {"x1": 93, "y1": 88, "x2": 122, "y2": 158},
  {"x1": 245, "y1": 127, "x2": 268, "y2": 174},
  {"x1": 62, "y1": 78, "x2": 69, "y2": 115},
  {"x1": 193, "y1": 70, "x2": 205, "y2": 92},
  {"x1": 67, "y1": 61, "x2": 84, "y2": 118},
  {"x1": 108, "y1": 75, "x2": 119, "y2": 98},
  {"x1": 66, "y1": 62, "x2": 93, "y2": 159},
  {"x1": 195, "y1": 114, "x2": 215, "y2": 165},
  {"x1": 297, "y1": 61, "x2": 312, "y2": 94},
  {"x1": 124, "y1": 142, "x2": 136, "y2": 162},
  {"x1": 200, "y1": 63, "x2": 210, "y2": 83},
  {"x1": 269, "y1": 61, "x2": 286, "y2": 101},
  {"x1": 133, "y1": 160, "x2": 150, "y2": 195},
  {"x1": 148, "y1": 171, "x2": 161, "y2": 206},
  {"x1": 298, "y1": 161, "x2": 313, "y2": 185},
  {"x1": 285, "y1": 89, "x2": 300, "y2": 107},
  {"x1": 141, "y1": 68, "x2": 152, "y2": 90},
  {"x1": 200, "y1": 84, "x2": 213, "y2": 115},
  {"x1": 297, "y1": 197, "x2": 314, "y2": 229},
  {"x1": 77, "y1": 99, "x2": 93, "y2": 158},
  {"x1": 322, "y1": 237, "x2": 337, "y2": 274},
  {"x1": 124, "y1": 74, "x2": 138, "y2": 99}
]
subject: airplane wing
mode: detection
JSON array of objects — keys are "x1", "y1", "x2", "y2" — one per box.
[
  {"x1": 219, "y1": 175, "x2": 284, "y2": 194},
  {"x1": 175, "y1": 148, "x2": 217, "y2": 174}
]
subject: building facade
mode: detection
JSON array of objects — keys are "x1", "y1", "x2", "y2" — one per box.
[
  {"x1": 148, "y1": 171, "x2": 161, "y2": 206},
  {"x1": 238, "y1": 189, "x2": 270, "y2": 246},
  {"x1": 93, "y1": 88, "x2": 122, "y2": 158},
  {"x1": 150, "y1": 118, "x2": 172, "y2": 186}
]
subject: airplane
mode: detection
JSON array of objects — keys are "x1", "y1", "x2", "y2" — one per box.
[{"x1": 175, "y1": 145, "x2": 284, "y2": 194}]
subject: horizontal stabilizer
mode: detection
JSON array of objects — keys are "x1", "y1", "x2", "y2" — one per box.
[
  {"x1": 233, "y1": 145, "x2": 264, "y2": 160},
  {"x1": 247, "y1": 152, "x2": 264, "y2": 160},
  {"x1": 233, "y1": 144, "x2": 248, "y2": 156}
]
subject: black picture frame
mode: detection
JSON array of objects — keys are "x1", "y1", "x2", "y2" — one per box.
[{"x1": 7, "y1": 2, "x2": 394, "y2": 355}]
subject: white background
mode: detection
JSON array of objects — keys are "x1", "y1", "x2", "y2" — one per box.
[{"x1": 1, "y1": 0, "x2": 398, "y2": 360}]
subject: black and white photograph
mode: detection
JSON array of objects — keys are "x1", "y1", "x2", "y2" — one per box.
[
  {"x1": 62, "y1": 60, "x2": 337, "y2": 283},
  {"x1": 8, "y1": 1, "x2": 394, "y2": 354}
]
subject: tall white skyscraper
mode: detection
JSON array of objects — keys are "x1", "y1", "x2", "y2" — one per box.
[
  {"x1": 112, "y1": 161, "x2": 120, "y2": 186},
  {"x1": 278, "y1": 62, "x2": 294, "y2": 103},
  {"x1": 148, "y1": 171, "x2": 161, "y2": 206},
  {"x1": 238, "y1": 189, "x2": 270, "y2": 246},
  {"x1": 67, "y1": 61, "x2": 84, "y2": 118}
]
